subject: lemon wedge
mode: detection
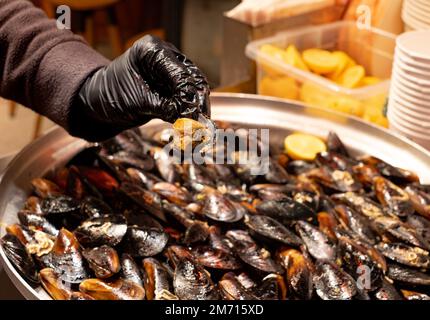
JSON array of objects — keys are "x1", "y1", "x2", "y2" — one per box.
[
  {"x1": 284, "y1": 133, "x2": 327, "y2": 161},
  {"x1": 285, "y1": 45, "x2": 309, "y2": 71},
  {"x1": 337, "y1": 65, "x2": 365, "y2": 88},
  {"x1": 259, "y1": 76, "x2": 299, "y2": 100},
  {"x1": 302, "y1": 49, "x2": 339, "y2": 74}
]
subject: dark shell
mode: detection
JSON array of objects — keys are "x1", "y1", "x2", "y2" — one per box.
[
  {"x1": 218, "y1": 272, "x2": 257, "y2": 300},
  {"x1": 39, "y1": 268, "x2": 73, "y2": 300},
  {"x1": 74, "y1": 215, "x2": 127, "y2": 247},
  {"x1": 295, "y1": 221, "x2": 336, "y2": 262},
  {"x1": 313, "y1": 262, "x2": 357, "y2": 300},
  {"x1": 405, "y1": 185, "x2": 430, "y2": 220},
  {"x1": 79, "y1": 278, "x2": 145, "y2": 300},
  {"x1": 265, "y1": 158, "x2": 289, "y2": 184},
  {"x1": 82, "y1": 245, "x2": 121, "y2": 279},
  {"x1": 402, "y1": 290, "x2": 430, "y2": 300},
  {"x1": 80, "y1": 196, "x2": 113, "y2": 219},
  {"x1": 201, "y1": 189, "x2": 245, "y2": 223},
  {"x1": 278, "y1": 249, "x2": 313, "y2": 300},
  {"x1": 387, "y1": 263, "x2": 430, "y2": 286},
  {"x1": 31, "y1": 178, "x2": 63, "y2": 198},
  {"x1": 126, "y1": 168, "x2": 163, "y2": 190},
  {"x1": 244, "y1": 214, "x2": 303, "y2": 246},
  {"x1": 256, "y1": 198, "x2": 315, "y2": 224},
  {"x1": 39, "y1": 229, "x2": 89, "y2": 284},
  {"x1": 374, "y1": 176, "x2": 414, "y2": 217},
  {"x1": 334, "y1": 205, "x2": 377, "y2": 244},
  {"x1": 152, "y1": 182, "x2": 192, "y2": 207},
  {"x1": 120, "y1": 254, "x2": 143, "y2": 287},
  {"x1": 18, "y1": 210, "x2": 59, "y2": 236},
  {"x1": 286, "y1": 160, "x2": 317, "y2": 175},
  {"x1": 108, "y1": 151, "x2": 155, "y2": 172},
  {"x1": 142, "y1": 257, "x2": 172, "y2": 300},
  {"x1": 326, "y1": 131, "x2": 350, "y2": 157},
  {"x1": 226, "y1": 230, "x2": 283, "y2": 274},
  {"x1": 1, "y1": 234, "x2": 39, "y2": 284},
  {"x1": 173, "y1": 259, "x2": 219, "y2": 300},
  {"x1": 255, "y1": 273, "x2": 287, "y2": 300},
  {"x1": 373, "y1": 278, "x2": 402, "y2": 300},
  {"x1": 376, "y1": 243, "x2": 430, "y2": 269},
  {"x1": 193, "y1": 245, "x2": 242, "y2": 270},
  {"x1": 122, "y1": 226, "x2": 168, "y2": 257},
  {"x1": 332, "y1": 192, "x2": 385, "y2": 220}
]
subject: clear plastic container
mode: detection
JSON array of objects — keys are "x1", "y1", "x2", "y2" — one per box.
[{"x1": 245, "y1": 21, "x2": 396, "y2": 127}]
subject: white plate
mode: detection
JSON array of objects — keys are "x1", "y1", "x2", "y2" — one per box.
[
  {"x1": 392, "y1": 71, "x2": 430, "y2": 94},
  {"x1": 393, "y1": 64, "x2": 430, "y2": 87},
  {"x1": 390, "y1": 120, "x2": 430, "y2": 149},
  {"x1": 402, "y1": 9, "x2": 430, "y2": 30},
  {"x1": 388, "y1": 106, "x2": 430, "y2": 137},
  {"x1": 397, "y1": 30, "x2": 430, "y2": 61},
  {"x1": 391, "y1": 75, "x2": 430, "y2": 101},
  {"x1": 396, "y1": 47, "x2": 430, "y2": 71},
  {"x1": 405, "y1": 0, "x2": 430, "y2": 23},
  {"x1": 391, "y1": 99, "x2": 430, "y2": 127},
  {"x1": 396, "y1": 57, "x2": 430, "y2": 77},
  {"x1": 391, "y1": 89, "x2": 430, "y2": 113}
]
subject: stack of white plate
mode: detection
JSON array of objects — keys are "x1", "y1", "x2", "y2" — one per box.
[
  {"x1": 388, "y1": 30, "x2": 430, "y2": 149},
  {"x1": 402, "y1": 0, "x2": 430, "y2": 31}
]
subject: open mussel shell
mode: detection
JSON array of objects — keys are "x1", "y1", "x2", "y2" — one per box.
[
  {"x1": 122, "y1": 226, "x2": 168, "y2": 258},
  {"x1": 402, "y1": 290, "x2": 430, "y2": 300},
  {"x1": 218, "y1": 272, "x2": 257, "y2": 300},
  {"x1": 192, "y1": 245, "x2": 242, "y2": 270},
  {"x1": 278, "y1": 248, "x2": 313, "y2": 300},
  {"x1": 39, "y1": 268, "x2": 73, "y2": 300},
  {"x1": 74, "y1": 214, "x2": 127, "y2": 247},
  {"x1": 80, "y1": 196, "x2": 113, "y2": 219},
  {"x1": 142, "y1": 257, "x2": 172, "y2": 300},
  {"x1": 255, "y1": 273, "x2": 287, "y2": 300},
  {"x1": 374, "y1": 176, "x2": 415, "y2": 217},
  {"x1": 173, "y1": 259, "x2": 219, "y2": 300},
  {"x1": 226, "y1": 230, "x2": 283, "y2": 274},
  {"x1": 1, "y1": 234, "x2": 39, "y2": 285},
  {"x1": 376, "y1": 243, "x2": 430, "y2": 269},
  {"x1": 39, "y1": 229, "x2": 89, "y2": 284},
  {"x1": 79, "y1": 278, "x2": 145, "y2": 300},
  {"x1": 82, "y1": 245, "x2": 121, "y2": 279},
  {"x1": 152, "y1": 182, "x2": 192, "y2": 207},
  {"x1": 405, "y1": 185, "x2": 430, "y2": 220},
  {"x1": 313, "y1": 262, "x2": 357, "y2": 300},
  {"x1": 244, "y1": 214, "x2": 303, "y2": 247},
  {"x1": 295, "y1": 221, "x2": 336, "y2": 262}
]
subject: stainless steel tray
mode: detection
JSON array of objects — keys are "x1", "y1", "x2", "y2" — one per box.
[{"x1": 2, "y1": 93, "x2": 430, "y2": 300}]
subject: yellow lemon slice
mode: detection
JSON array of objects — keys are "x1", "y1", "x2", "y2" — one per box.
[
  {"x1": 360, "y1": 76, "x2": 381, "y2": 87},
  {"x1": 259, "y1": 44, "x2": 289, "y2": 76},
  {"x1": 285, "y1": 45, "x2": 309, "y2": 71},
  {"x1": 337, "y1": 65, "x2": 365, "y2": 88},
  {"x1": 259, "y1": 76, "x2": 299, "y2": 100},
  {"x1": 327, "y1": 51, "x2": 350, "y2": 81},
  {"x1": 284, "y1": 133, "x2": 327, "y2": 161},
  {"x1": 302, "y1": 49, "x2": 339, "y2": 74}
]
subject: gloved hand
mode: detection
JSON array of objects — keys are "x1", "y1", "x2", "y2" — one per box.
[{"x1": 77, "y1": 35, "x2": 210, "y2": 131}]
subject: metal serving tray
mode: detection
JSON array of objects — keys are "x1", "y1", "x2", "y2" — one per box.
[{"x1": 2, "y1": 93, "x2": 430, "y2": 300}]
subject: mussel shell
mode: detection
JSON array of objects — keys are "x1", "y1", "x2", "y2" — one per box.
[
  {"x1": 122, "y1": 226, "x2": 168, "y2": 257},
  {"x1": 74, "y1": 215, "x2": 127, "y2": 247},
  {"x1": 40, "y1": 196, "x2": 82, "y2": 228},
  {"x1": 1, "y1": 234, "x2": 39, "y2": 284},
  {"x1": 255, "y1": 273, "x2": 287, "y2": 300},
  {"x1": 142, "y1": 257, "x2": 172, "y2": 300},
  {"x1": 69, "y1": 292, "x2": 95, "y2": 300},
  {"x1": 256, "y1": 198, "x2": 315, "y2": 224},
  {"x1": 152, "y1": 182, "x2": 192, "y2": 207},
  {"x1": 120, "y1": 254, "x2": 143, "y2": 287},
  {"x1": 387, "y1": 263, "x2": 430, "y2": 286},
  {"x1": 376, "y1": 243, "x2": 430, "y2": 269},
  {"x1": 193, "y1": 246, "x2": 242, "y2": 270},
  {"x1": 264, "y1": 159, "x2": 289, "y2": 184},
  {"x1": 374, "y1": 176, "x2": 414, "y2": 217},
  {"x1": 405, "y1": 185, "x2": 430, "y2": 220},
  {"x1": 407, "y1": 215, "x2": 430, "y2": 245},
  {"x1": 80, "y1": 196, "x2": 113, "y2": 219},
  {"x1": 278, "y1": 249, "x2": 313, "y2": 300},
  {"x1": 201, "y1": 190, "x2": 245, "y2": 223},
  {"x1": 286, "y1": 160, "x2": 316, "y2": 175},
  {"x1": 218, "y1": 272, "x2": 257, "y2": 300},
  {"x1": 39, "y1": 229, "x2": 89, "y2": 284},
  {"x1": 337, "y1": 236, "x2": 382, "y2": 290},
  {"x1": 108, "y1": 151, "x2": 155, "y2": 172},
  {"x1": 402, "y1": 290, "x2": 430, "y2": 300},
  {"x1": 313, "y1": 262, "x2": 357, "y2": 300},
  {"x1": 39, "y1": 268, "x2": 72, "y2": 300},
  {"x1": 295, "y1": 221, "x2": 336, "y2": 262},
  {"x1": 82, "y1": 245, "x2": 121, "y2": 279},
  {"x1": 173, "y1": 259, "x2": 219, "y2": 300},
  {"x1": 18, "y1": 210, "x2": 59, "y2": 236},
  {"x1": 31, "y1": 178, "x2": 62, "y2": 198},
  {"x1": 226, "y1": 230, "x2": 283, "y2": 274},
  {"x1": 244, "y1": 215, "x2": 303, "y2": 247},
  {"x1": 373, "y1": 278, "x2": 402, "y2": 300},
  {"x1": 326, "y1": 132, "x2": 350, "y2": 157},
  {"x1": 79, "y1": 278, "x2": 145, "y2": 300},
  {"x1": 332, "y1": 192, "x2": 385, "y2": 220}
]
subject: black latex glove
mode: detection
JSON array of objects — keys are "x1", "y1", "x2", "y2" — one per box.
[{"x1": 77, "y1": 35, "x2": 210, "y2": 133}]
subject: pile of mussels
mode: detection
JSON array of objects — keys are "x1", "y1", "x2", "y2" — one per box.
[{"x1": 2, "y1": 123, "x2": 430, "y2": 300}]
